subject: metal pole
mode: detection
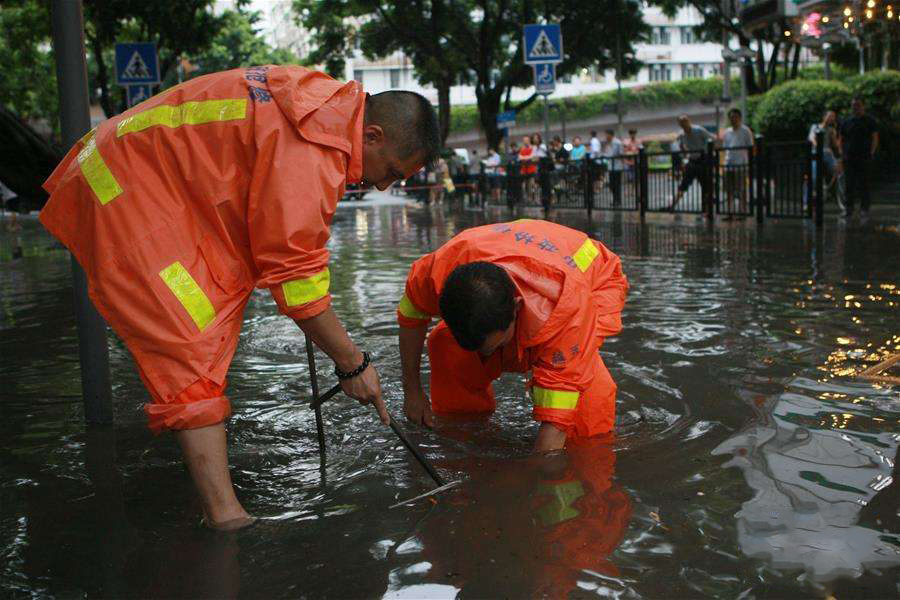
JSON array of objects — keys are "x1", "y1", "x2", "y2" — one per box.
[
  {"x1": 740, "y1": 58, "x2": 748, "y2": 123},
  {"x1": 615, "y1": 33, "x2": 624, "y2": 137},
  {"x1": 824, "y1": 46, "x2": 832, "y2": 80},
  {"x1": 542, "y1": 94, "x2": 549, "y2": 148},
  {"x1": 305, "y1": 335, "x2": 326, "y2": 455},
  {"x1": 50, "y1": 0, "x2": 112, "y2": 424},
  {"x1": 858, "y1": 36, "x2": 865, "y2": 74}
]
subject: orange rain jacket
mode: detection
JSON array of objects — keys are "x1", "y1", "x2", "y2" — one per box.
[
  {"x1": 40, "y1": 66, "x2": 364, "y2": 432},
  {"x1": 397, "y1": 219, "x2": 628, "y2": 437}
]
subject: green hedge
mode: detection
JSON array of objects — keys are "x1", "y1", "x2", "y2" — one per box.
[
  {"x1": 847, "y1": 70, "x2": 900, "y2": 126},
  {"x1": 450, "y1": 77, "x2": 734, "y2": 135},
  {"x1": 750, "y1": 79, "x2": 852, "y2": 140}
]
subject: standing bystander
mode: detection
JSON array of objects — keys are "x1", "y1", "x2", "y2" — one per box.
[
  {"x1": 670, "y1": 115, "x2": 714, "y2": 211},
  {"x1": 721, "y1": 108, "x2": 754, "y2": 218},
  {"x1": 838, "y1": 98, "x2": 879, "y2": 219}
]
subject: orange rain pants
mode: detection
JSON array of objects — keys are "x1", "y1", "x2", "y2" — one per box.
[
  {"x1": 40, "y1": 66, "x2": 365, "y2": 432},
  {"x1": 398, "y1": 219, "x2": 629, "y2": 438}
]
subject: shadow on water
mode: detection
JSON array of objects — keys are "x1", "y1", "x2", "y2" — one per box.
[{"x1": 1, "y1": 203, "x2": 898, "y2": 598}]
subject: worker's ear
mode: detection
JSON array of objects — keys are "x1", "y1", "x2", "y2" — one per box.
[{"x1": 363, "y1": 124, "x2": 385, "y2": 145}]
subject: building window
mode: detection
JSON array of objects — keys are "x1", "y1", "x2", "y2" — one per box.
[
  {"x1": 680, "y1": 27, "x2": 695, "y2": 45},
  {"x1": 390, "y1": 68, "x2": 400, "y2": 88},
  {"x1": 709, "y1": 63, "x2": 723, "y2": 76},
  {"x1": 649, "y1": 65, "x2": 672, "y2": 82},
  {"x1": 682, "y1": 63, "x2": 703, "y2": 79},
  {"x1": 651, "y1": 27, "x2": 671, "y2": 45},
  {"x1": 353, "y1": 70, "x2": 363, "y2": 84}
]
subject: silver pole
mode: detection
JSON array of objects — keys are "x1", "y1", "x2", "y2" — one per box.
[{"x1": 50, "y1": 0, "x2": 113, "y2": 424}]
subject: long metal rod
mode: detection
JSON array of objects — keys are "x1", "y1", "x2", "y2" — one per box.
[
  {"x1": 305, "y1": 335, "x2": 326, "y2": 455},
  {"x1": 309, "y1": 386, "x2": 445, "y2": 487},
  {"x1": 50, "y1": 0, "x2": 113, "y2": 424}
]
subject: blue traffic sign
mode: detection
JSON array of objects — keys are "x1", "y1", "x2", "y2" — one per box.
[
  {"x1": 496, "y1": 110, "x2": 516, "y2": 129},
  {"x1": 523, "y1": 24, "x2": 563, "y2": 65},
  {"x1": 126, "y1": 84, "x2": 153, "y2": 108},
  {"x1": 534, "y1": 63, "x2": 556, "y2": 95},
  {"x1": 115, "y1": 43, "x2": 160, "y2": 85}
]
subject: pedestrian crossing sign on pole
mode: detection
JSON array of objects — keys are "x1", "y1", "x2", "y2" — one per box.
[
  {"x1": 115, "y1": 42, "x2": 160, "y2": 85},
  {"x1": 523, "y1": 24, "x2": 563, "y2": 65}
]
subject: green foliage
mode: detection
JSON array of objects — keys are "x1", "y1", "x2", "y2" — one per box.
[
  {"x1": 0, "y1": 1, "x2": 58, "y2": 127},
  {"x1": 847, "y1": 70, "x2": 900, "y2": 126},
  {"x1": 750, "y1": 79, "x2": 852, "y2": 141},
  {"x1": 189, "y1": 9, "x2": 300, "y2": 78},
  {"x1": 891, "y1": 102, "x2": 900, "y2": 125},
  {"x1": 450, "y1": 77, "x2": 739, "y2": 134}
]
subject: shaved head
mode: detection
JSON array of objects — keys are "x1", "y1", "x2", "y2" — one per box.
[{"x1": 365, "y1": 91, "x2": 440, "y2": 170}]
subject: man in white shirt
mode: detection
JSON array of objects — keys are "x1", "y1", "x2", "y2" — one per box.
[
  {"x1": 721, "y1": 108, "x2": 754, "y2": 218},
  {"x1": 602, "y1": 129, "x2": 625, "y2": 205},
  {"x1": 589, "y1": 130, "x2": 601, "y2": 160}
]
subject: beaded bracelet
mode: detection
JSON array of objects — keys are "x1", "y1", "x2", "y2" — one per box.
[{"x1": 334, "y1": 352, "x2": 370, "y2": 380}]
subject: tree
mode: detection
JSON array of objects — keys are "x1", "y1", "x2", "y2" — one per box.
[
  {"x1": 188, "y1": 8, "x2": 301, "y2": 79},
  {"x1": 652, "y1": 0, "x2": 802, "y2": 94},
  {"x1": 295, "y1": 1, "x2": 647, "y2": 149},
  {"x1": 0, "y1": 1, "x2": 58, "y2": 126},
  {"x1": 83, "y1": 1, "x2": 226, "y2": 117}
]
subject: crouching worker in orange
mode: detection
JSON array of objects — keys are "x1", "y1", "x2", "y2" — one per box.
[
  {"x1": 40, "y1": 65, "x2": 440, "y2": 529},
  {"x1": 398, "y1": 219, "x2": 628, "y2": 452}
]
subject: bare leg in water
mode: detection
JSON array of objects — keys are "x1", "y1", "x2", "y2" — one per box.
[{"x1": 175, "y1": 423, "x2": 254, "y2": 531}]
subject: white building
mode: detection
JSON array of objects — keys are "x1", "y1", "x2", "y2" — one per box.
[{"x1": 345, "y1": 5, "x2": 730, "y2": 104}]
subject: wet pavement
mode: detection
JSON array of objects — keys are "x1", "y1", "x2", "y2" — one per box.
[{"x1": 1, "y1": 197, "x2": 898, "y2": 598}]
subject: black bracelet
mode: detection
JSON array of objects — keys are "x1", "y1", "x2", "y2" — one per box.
[{"x1": 334, "y1": 352, "x2": 370, "y2": 380}]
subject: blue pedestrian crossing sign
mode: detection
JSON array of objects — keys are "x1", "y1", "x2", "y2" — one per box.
[
  {"x1": 126, "y1": 84, "x2": 153, "y2": 108},
  {"x1": 523, "y1": 24, "x2": 563, "y2": 65},
  {"x1": 534, "y1": 63, "x2": 556, "y2": 95},
  {"x1": 115, "y1": 43, "x2": 160, "y2": 85}
]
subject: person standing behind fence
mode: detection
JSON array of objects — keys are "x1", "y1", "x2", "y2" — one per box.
[
  {"x1": 838, "y1": 98, "x2": 879, "y2": 220},
  {"x1": 602, "y1": 130, "x2": 624, "y2": 206},
  {"x1": 670, "y1": 115, "x2": 714, "y2": 212},
  {"x1": 623, "y1": 129, "x2": 642, "y2": 183},
  {"x1": 721, "y1": 108, "x2": 754, "y2": 219},
  {"x1": 589, "y1": 130, "x2": 601, "y2": 161},
  {"x1": 569, "y1": 136, "x2": 586, "y2": 162}
]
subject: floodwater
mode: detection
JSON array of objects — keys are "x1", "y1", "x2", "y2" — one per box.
[{"x1": 1, "y1": 198, "x2": 898, "y2": 599}]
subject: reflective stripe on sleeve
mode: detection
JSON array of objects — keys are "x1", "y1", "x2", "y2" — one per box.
[
  {"x1": 572, "y1": 238, "x2": 600, "y2": 272},
  {"x1": 282, "y1": 268, "x2": 330, "y2": 307},
  {"x1": 116, "y1": 98, "x2": 248, "y2": 137},
  {"x1": 398, "y1": 293, "x2": 429, "y2": 320},
  {"x1": 533, "y1": 386, "x2": 579, "y2": 410},
  {"x1": 77, "y1": 132, "x2": 123, "y2": 206},
  {"x1": 159, "y1": 261, "x2": 216, "y2": 331}
]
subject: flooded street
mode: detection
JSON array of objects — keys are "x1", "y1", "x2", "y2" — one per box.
[{"x1": 2, "y1": 198, "x2": 898, "y2": 599}]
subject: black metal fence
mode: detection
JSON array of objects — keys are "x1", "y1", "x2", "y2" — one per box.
[{"x1": 456, "y1": 134, "x2": 828, "y2": 226}]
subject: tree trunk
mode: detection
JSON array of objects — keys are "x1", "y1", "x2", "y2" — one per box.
[
  {"x1": 89, "y1": 32, "x2": 114, "y2": 118},
  {"x1": 436, "y1": 80, "x2": 451, "y2": 144},
  {"x1": 790, "y1": 43, "x2": 801, "y2": 79},
  {"x1": 0, "y1": 104, "x2": 62, "y2": 209},
  {"x1": 477, "y1": 88, "x2": 504, "y2": 151}
]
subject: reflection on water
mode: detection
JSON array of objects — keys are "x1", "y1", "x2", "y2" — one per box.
[{"x1": 1, "y1": 204, "x2": 899, "y2": 598}]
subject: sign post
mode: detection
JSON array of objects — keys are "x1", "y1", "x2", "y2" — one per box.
[
  {"x1": 50, "y1": 0, "x2": 113, "y2": 424},
  {"x1": 524, "y1": 24, "x2": 563, "y2": 148},
  {"x1": 115, "y1": 42, "x2": 160, "y2": 109}
]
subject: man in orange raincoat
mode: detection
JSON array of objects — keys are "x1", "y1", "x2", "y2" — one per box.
[
  {"x1": 40, "y1": 65, "x2": 439, "y2": 529},
  {"x1": 398, "y1": 219, "x2": 628, "y2": 451}
]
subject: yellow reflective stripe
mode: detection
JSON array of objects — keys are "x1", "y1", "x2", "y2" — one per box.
[
  {"x1": 533, "y1": 386, "x2": 579, "y2": 410},
  {"x1": 159, "y1": 261, "x2": 216, "y2": 331},
  {"x1": 116, "y1": 98, "x2": 248, "y2": 137},
  {"x1": 282, "y1": 268, "x2": 330, "y2": 307},
  {"x1": 572, "y1": 238, "x2": 599, "y2": 272},
  {"x1": 398, "y1": 293, "x2": 429, "y2": 320},
  {"x1": 535, "y1": 481, "x2": 586, "y2": 526},
  {"x1": 77, "y1": 132, "x2": 123, "y2": 205}
]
